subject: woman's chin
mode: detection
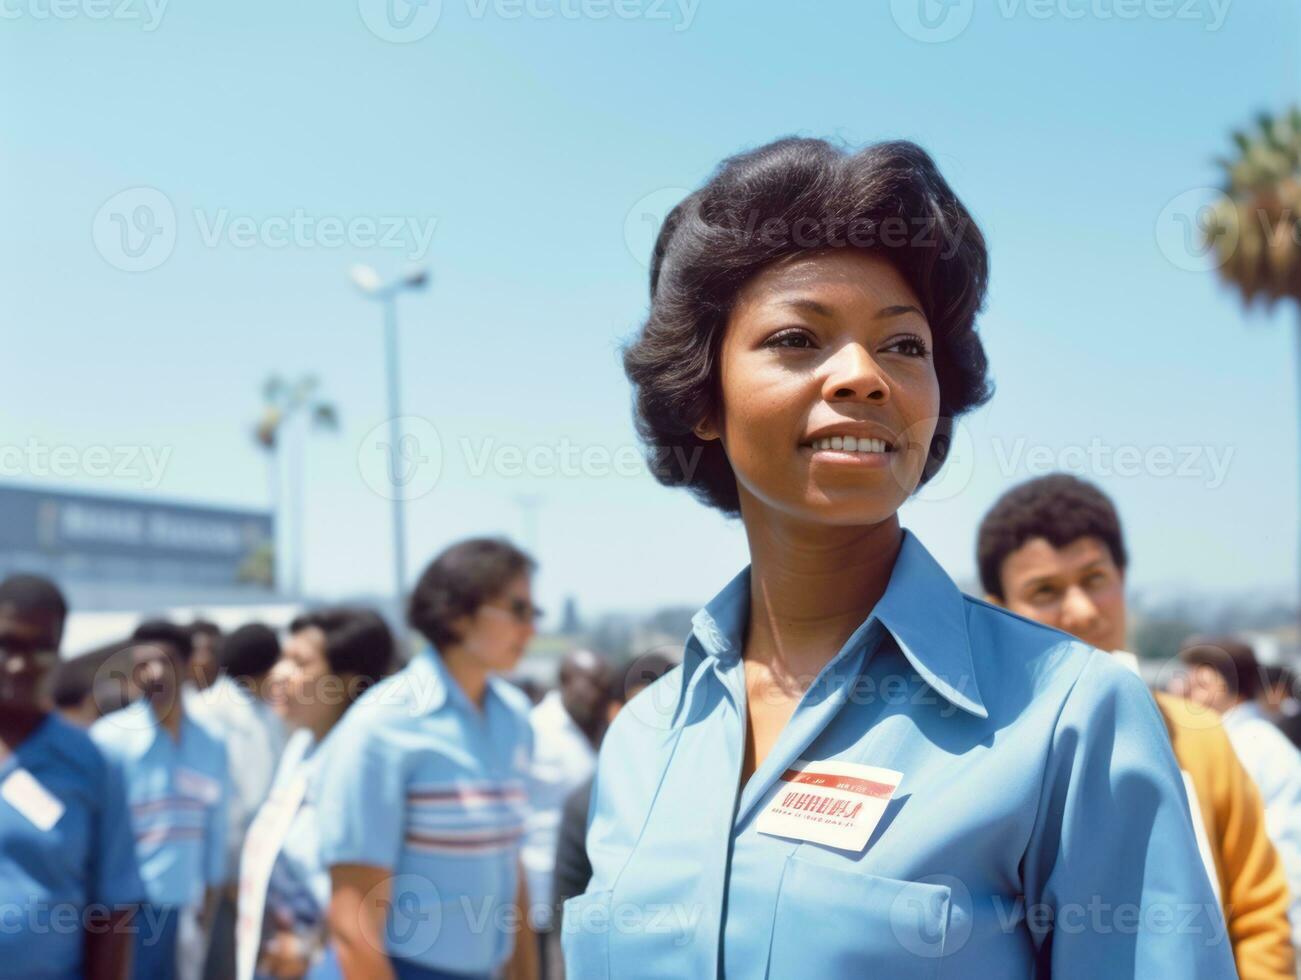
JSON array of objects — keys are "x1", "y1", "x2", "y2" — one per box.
[
  {"x1": 773, "y1": 490, "x2": 908, "y2": 528},
  {"x1": 483, "y1": 651, "x2": 525, "y2": 676}
]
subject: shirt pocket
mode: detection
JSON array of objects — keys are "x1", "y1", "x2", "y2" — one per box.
[
  {"x1": 767, "y1": 853, "x2": 951, "y2": 980},
  {"x1": 560, "y1": 888, "x2": 612, "y2": 980}
]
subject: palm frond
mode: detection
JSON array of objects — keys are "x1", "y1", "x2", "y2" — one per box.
[{"x1": 1204, "y1": 105, "x2": 1301, "y2": 306}]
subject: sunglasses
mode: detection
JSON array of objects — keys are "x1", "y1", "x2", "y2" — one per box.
[
  {"x1": 0, "y1": 642, "x2": 58, "y2": 671},
  {"x1": 483, "y1": 597, "x2": 545, "y2": 626}
]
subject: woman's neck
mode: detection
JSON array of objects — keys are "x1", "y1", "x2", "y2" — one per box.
[
  {"x1": 437, "y1": 647, "x2": 489, "y2": 709},
  {"x1": 741, "y1": 508, "x2": 903, "y2": 680},
  {"x1": 308, "y1": 702, "x2": 348, "y2": 743}
]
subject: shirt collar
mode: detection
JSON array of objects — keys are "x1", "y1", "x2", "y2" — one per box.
[
  {"x1": 118, "y1": 699, "x2": 196, "y2": 753},
  {"x1": 405, "y1": 647, "x2": 451, "y2": 714},
  {"x1": 677, "y1": 529, "x2": 988, "y2": 722},
  {"x1": 1223, "y1": 700, "x2": 1265, "y2": 725},
  {"x1": 404, "y1": 646, "x2": 512, "y2": 718},
  {"x1": 688, "y1": 564, "x2": 751, "y2": 662},
  {"x1": 211, "y1": 674, "x2": 255, "y2": 704}
]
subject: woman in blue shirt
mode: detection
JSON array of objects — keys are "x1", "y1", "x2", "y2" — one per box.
[
  {"x1": 235, "y1": 607, "x2": 394, "y2": 980},
  {"x1": 561, "y1": 138, "x2": 1237, "y2": 978},
  {"x1": 315, "y1": 538, "x2": 541, "y2": 980}
]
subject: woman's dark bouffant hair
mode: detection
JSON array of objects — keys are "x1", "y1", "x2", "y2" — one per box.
[
  {"x1": 408, "y1": 537, "x2": 536, "y2": 650},
  {"x1": 289, "y1": 607, "x2": 395, "y2": 701},
  {"x1": 623, "y1": 137, "x2": 993, "y2": 516}
]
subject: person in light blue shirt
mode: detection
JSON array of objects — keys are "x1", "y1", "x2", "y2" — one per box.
[
  {"x1": 314, "y1": 538, "x2": 541, "y2": 980},
  {"x1": 91, "y1": 620, "x2": 231, "y2": 980},
  {"x1": 235, "y1": 607, "x2": 395, "y2": 980},
  {"x1": 562, "y1": 136, "x2": 1237, "y2": 978},
  {"x1": 0, "y1": 574, "x2": 145, "y2": 980}
]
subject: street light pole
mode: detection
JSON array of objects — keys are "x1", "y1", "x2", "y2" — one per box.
[
  {"x1": 351, "y1": 264, "x2": 429, "y2": 611},
  {"x1": 382, "y1": 295, "x2": 409, "y2": 606}
]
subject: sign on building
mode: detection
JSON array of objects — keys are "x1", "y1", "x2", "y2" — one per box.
[{"x1": 0, "y1": 484, "x2": 274, "y2": 589}]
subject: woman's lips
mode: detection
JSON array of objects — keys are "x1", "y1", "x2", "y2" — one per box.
[{"x1": 799, "y1": 444, "x2": 895, "y2": 467}]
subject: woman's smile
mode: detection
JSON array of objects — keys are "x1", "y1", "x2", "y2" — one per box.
[
  {"x1": 800, "y1": 440, "x2": 894, "y2": 466},
  {"x1": 799, "y1": 423, "x2": 899, "y2": 467}
]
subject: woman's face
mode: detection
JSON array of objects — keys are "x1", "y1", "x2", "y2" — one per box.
[
  {"x1": 279, "y1": 626, "x2": 347, "y2": 732},
  {"x1": 452, "y1": 574, "x2": 538, "y2": 675},
  {"x1": 702, "y1": 249, "x2": 940, "y2": 526}
]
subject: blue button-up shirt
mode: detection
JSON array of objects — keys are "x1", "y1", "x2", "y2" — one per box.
[
  {"x1": 0, "y1": 714, "x2": 146, "y2": 980},
  {"x1": 90, "y1": 700, "x2": 230, "y2": 909},
  {"x1": 563, "y1": 531, "x2": 1236, "y2": 978},
  {"x1": 314, "y1": 647, "x2": 533, "y2": 975}
]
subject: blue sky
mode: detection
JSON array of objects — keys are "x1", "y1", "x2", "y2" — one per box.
[{"x1": 2, "y1": 0, "x2": 1298, "y2": 621}]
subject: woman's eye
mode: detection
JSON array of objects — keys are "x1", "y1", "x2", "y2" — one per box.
[
  {"x1": 884, "y1": 335, "x2": 930, "y2": 357},
  {"x1": 764, "y1": 329, "x2": 815, "y2": 350}
]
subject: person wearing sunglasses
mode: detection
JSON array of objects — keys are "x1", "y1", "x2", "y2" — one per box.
[
  {"x1": 0, "y1": 574, "x2": 145, "y2": 980},
  {"x1": 561, "y1": 137, "x2": 1235, "y2": 978},
  {"x1": 314, "y1": 538, "x2": 541, "y2": 980}
]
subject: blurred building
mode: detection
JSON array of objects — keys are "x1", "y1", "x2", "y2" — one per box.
[{"x1": 0, "y1": 482, "x2": 289, "y2": 655}]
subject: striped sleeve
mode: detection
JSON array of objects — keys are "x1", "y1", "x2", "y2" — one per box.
[{"x1": 314, "y1": 716, "x2": 406, "y2": 871}]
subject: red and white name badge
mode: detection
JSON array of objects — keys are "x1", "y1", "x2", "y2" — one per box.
[{"x1": 755, "y1": 759, "x2": 902, "y2": 852}]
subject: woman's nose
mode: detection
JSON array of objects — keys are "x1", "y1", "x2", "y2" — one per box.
[{"x1": 823, "y1": 343, "x2": 888, "y2": 403}]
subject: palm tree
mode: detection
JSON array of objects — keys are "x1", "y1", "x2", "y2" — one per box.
[
  {"x1": 1203, "y1": 106, "x2": 1301, "y2": 631},
  {"x1": 253, "y1": 374, "x2": 339, "y2": 597}
]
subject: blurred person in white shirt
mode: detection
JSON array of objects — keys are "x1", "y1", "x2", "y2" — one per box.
[
  {"x1": 523, "y1": 649, "x2": 613, "y2": 974},
  {"x1": 1181, "y1": 635, "x2": 1301, "y2": 947},
  {"x1": 187, "y1": 622, "x2": 288, "y2": 980}
]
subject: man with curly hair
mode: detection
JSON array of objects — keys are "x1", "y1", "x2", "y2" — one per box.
[{"x1": 978, "y1": 473, "x2": 1295, "y2": 978}]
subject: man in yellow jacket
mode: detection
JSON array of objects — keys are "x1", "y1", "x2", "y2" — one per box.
[{"x1": 977, "y1": 473, "x2": 1294, "y2": 978}]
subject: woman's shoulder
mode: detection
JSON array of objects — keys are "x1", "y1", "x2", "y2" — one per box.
[
  {"x1": 333, "y1": 656, "x2": 445, "y2": 734},
  {"x1": 612, "y1": 664, "x2": 685, "y2": 737},
  {"x1": 596, "y1": 664, "x2": 685, "y2": 770},
  {"x1": 960, "y1": 594, "x2": 1149, "y2": 725}
]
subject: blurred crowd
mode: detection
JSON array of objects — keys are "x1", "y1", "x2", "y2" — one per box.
[{"x1": 2, "y1": 472, "x2": 1300, "y2": 979}]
